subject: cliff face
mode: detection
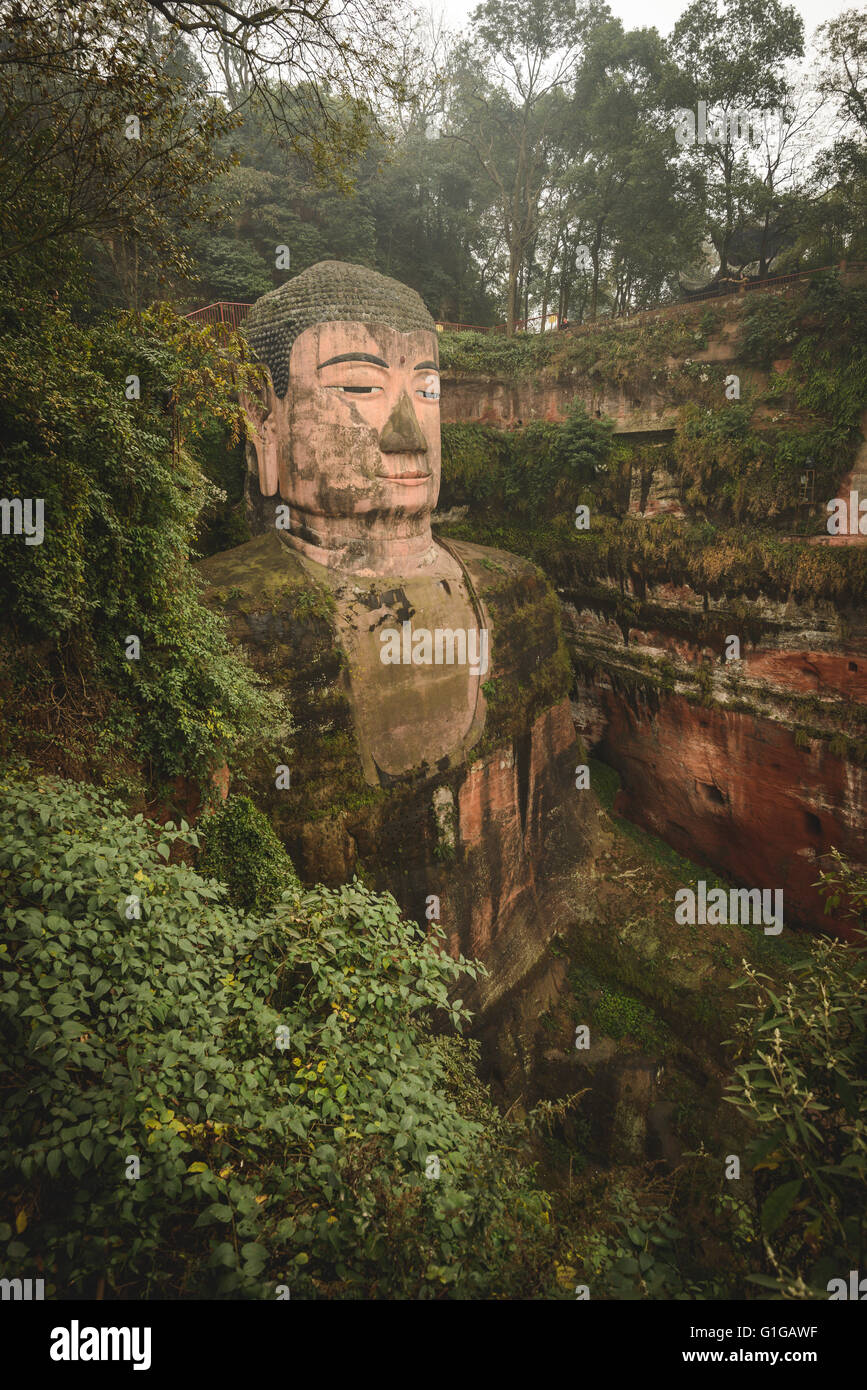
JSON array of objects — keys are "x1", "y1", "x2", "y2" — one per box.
[
  {"x1": 449, "y1": 699, "x2": 585, "y2": 1002},
  {"x1": 439, "y1": 302, "x2": 747, "y2": 436},
  {"x1": 557, "y1": 569, "x2": 867, "y2": 937},
  {"x1": 576, "y1": 681, "x2": 863, "y2": 934},
  {"x1": 440, "y1": 369, "x2": 680, "y2": 435},
  {"x1": 435, "y1": 277, "x2": 867, "y2": 941}
]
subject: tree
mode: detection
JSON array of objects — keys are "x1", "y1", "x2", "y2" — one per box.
[
  {"x1": 0, "y1": 1, "x2": 241, "y2": 290},
  {"x1": 183, "y1": 92, "x2": 380, "y2": 311},
  {"x1": 732, "y1": 78, "x2": 821, "y2": 276},
  {"x1": 0, "y1": 284, "x2": 287, "y2": 781},
  {"x1": 666, "y1": 0, "x2": 804, "y2": 277},
  {"x1": 446, "y1": 0, "x2": 610, "y2": 334},
  {"x1": 0, "y1": 0, "x2": 422, "y2": 294},
  {"x1": 817, "y1": 8, "x2": 867, "y2": 135},
  {"x1": 726, "y1": 850, "x2": 867, "y2": 1299},
  {"x1": 134, "y1": 0, "x2": 414, "y2": 174},
  {"x1": 812, "y1": 9, "x2": 867, "y2": 260},
  {"x1": 567, "y1": 20, "x2": 702, "y2": 318}
]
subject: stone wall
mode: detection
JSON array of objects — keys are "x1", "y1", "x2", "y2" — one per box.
[{"x1": 563, "y1": 578, "x2": 867, "y2": 936}]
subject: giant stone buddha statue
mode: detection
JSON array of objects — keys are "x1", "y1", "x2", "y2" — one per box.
[
  {"x1": 240, "y1": 260, "x2": 489, "y2": 784},
  {"x1": 199, "y1": 260, "x2": 585, "y2": 1032}
]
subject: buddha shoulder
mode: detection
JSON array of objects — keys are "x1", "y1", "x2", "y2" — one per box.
[
  {"x1": 197, "y1": 530, "x2": 316, "y2": 609},
  {"x1": 441, "y1": 536, "x2": 549, "y2": 607}
]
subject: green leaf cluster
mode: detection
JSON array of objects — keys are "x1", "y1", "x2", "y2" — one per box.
[
  {"x1": 198, "y1": 795, "x2": 300, "y2": 912},
  {"x1": 441, "y1": 405, "x2": 613, "y2": 519},
  {"x1": 726, "y1": 860, "x2": 867, "y2": 1298},
  {"x1": 0, "y1": 288, "x2": 288, "y2": 782},
  {"x1": 0, "y1": 771, "x2": 560, "y2": 1299}
]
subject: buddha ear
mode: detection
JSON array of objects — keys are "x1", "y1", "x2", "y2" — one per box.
[{"x1": 240, "y1": 381, "x2": 280, "y2": 498}]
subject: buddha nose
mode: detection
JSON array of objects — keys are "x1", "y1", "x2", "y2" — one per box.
[{"x1": 379, "y1": 390, "x2": 428, "y2": 453}]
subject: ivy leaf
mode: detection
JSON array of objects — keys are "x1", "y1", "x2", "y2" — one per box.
[{"x1": 761, "y1": 1180, "x2": 802, "y2": 1234}]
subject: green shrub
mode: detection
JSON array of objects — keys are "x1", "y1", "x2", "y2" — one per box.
[
  {"x1": 0, "y1": 771, "x2": 559, "y2": 1299},
  {"x1": 557, "y1": 399, "x2": 615, "y2": 483},
  {"x1": 193, "y1": 416, "x2": 251, "y2": 559},
  {"x1": 0, "y1": 289, "x2": 285, "y2": 783},
  {"x1": 440, "y1": 409, "x2": 613, "y2": 520},
  {"x1": 198, "y1": 794, "x2": 300, "y2": 911},
  {"x1": 740, "y1": 292, "x2": 797, "y2": 366},
  {"x1": 440, "y1": 279, "x2": 867, "y2": 549},
  {"x1": 725, "y1": 851, "x2": 867, "y2": 1298},
  {"x1": 593, "y1": 988, "x2": 670, "y2": 1052},
  {"x1": 572, "y1": 1184, "x2": 714, "y2": 1299},
  {"x1": 438, "y1": 329, "x2": 556, "y2": 378}
]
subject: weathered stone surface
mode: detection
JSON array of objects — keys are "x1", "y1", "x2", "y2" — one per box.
[
  {"x1": 585, "y1": 683, "x2": 864, "y2": 935},
  {"x1": 245, "y1": 260, "x2": 434, "y2": 399},
  {"x1": 440, "y1": 370, "x2": 680, "y2": 435},
  {"x1": 242, "y1": 319, "x2": 444, "y2": 575},
  {"x1": 198, "y1": 530, "x2": 592, "y2": 1015},
  {"x1": 558, "y1": 567, "x2": 867, "y2": 936}
]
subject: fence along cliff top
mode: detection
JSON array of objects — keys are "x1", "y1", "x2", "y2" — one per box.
[{"x1": 183, "y1": 262, "x2": 866, "y2": 336}]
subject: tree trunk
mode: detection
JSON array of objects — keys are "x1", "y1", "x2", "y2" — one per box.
[
  {"x1": 589, "y1": 227, "x2": 603, "y2": 321},
  {"x1": 507, "y1": 243, "x2": 519, "y2": 335},
  {"x1": 540, "y1": 235, "x2": 558, "y2": 330}
]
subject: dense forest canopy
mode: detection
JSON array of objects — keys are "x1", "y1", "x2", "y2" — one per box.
[{"x1": 1, "y1": 0, "x2": 865, "y2": 324}]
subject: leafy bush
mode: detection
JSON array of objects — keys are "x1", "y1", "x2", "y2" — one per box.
[
  {"x1": 557, "y1": 399, "x2": 615, "y2": 482},
  {"x1": 0, "y1": 771, "x2": 560, "y2": 1299},
  {"x1": 567, "y1": 1183, "x2": 713, "y2": 1300},
  {"x1": 673, "y1": 400, "x2": 848, "y2": 524},
  {"x1": 438, "y1": 308, "x2": 710, "y2": 384},
  {"x1": 198, "y1": 794, "x2": 300, "y2": 911},
  {"x1": 186, "y1": 234, "x2": 274, "y2": 303},
  {"x1": 725, "y1": 852, "x2": 867, "y2": 1298},
  {"x1": 441, "y1": 278, "x2": 867, "y2": 535},
  {"x1": 192, "y1": 416, "x2": 251, "y2": 559},
  {"x1": 740, "y1": 292, "x2": 797, "y2": 366},
  {"x1": 593, "y1": 988, "x2": 670, "y2": 1053},
  {"x1": 0, "y1": 289, "x2": 286, "y2": 782},
  {"x1": 438, "y1": 329, "x2": 557, "y2": 378},
  {"x1": 440, "y1": 409, "x2": 613, "y2": 520},
  {"x1": 440, "y1": 508, "x2": 867, "y2": 611}
]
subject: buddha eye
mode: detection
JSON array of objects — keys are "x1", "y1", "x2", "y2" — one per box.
[
  {"x1": 334, "y1": 384, "x2": 382, "y2": 395},
  {"x1": 417, "y1": 374, "x2": 440, "y2": 401}
]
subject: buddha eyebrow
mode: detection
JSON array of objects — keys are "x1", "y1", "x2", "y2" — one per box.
[
  {"x1": 414, "y1": 361, "x2": 439, "y2": 371},
  {"x1": 318, "y1": 353, "x2": 388, "y2": 369}
]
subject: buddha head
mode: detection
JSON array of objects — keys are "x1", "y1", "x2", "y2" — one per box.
[{"x1": 243, "y1": 260, "x2": 442, "y2": 576}]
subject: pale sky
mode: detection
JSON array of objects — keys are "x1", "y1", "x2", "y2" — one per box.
[{"x1": 432, "y1": 0, "x2": 850, "y2": 41}]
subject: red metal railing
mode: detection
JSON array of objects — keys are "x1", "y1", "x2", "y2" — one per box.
[
  {"x1": 434, "y1": 319, "x2": 503, "y2": 333},
  {"x1": 183, "y1": 301, "x2": 252, "y2": 328}
]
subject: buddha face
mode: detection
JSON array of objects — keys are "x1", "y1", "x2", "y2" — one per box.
[{"x1": 245, "y1": 319, "x2": 442, "y2": 573}]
